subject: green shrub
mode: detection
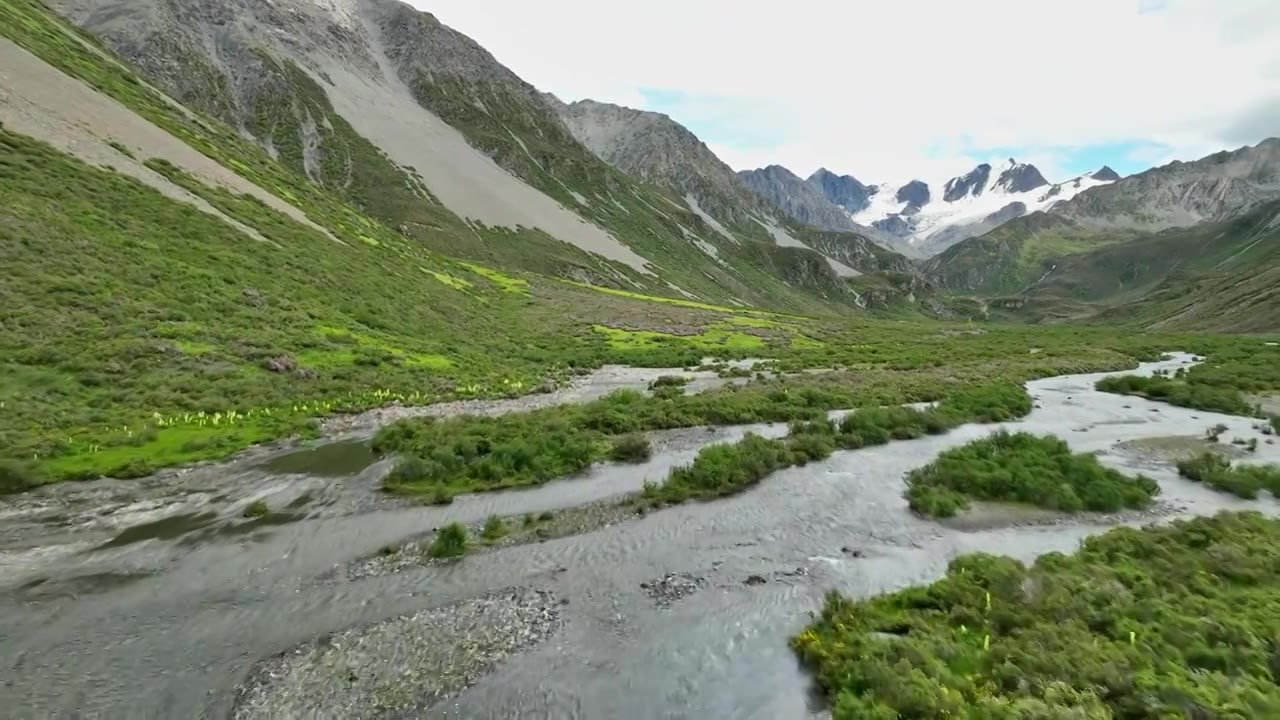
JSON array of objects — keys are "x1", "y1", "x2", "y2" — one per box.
[
  {"x1": 609, "y1": 434, "x2": 653, "y2": 463},
  {"x1": 645, "y1": 433, "x2": 791, "y2": 504},
  {"x1": 793, "y1": 513, "x2": 1280, "y2": 719},
  {"x1": 429, "y1": 523, "x2": 468, "y2": 558},
  {"x1": 0, "y1": 460, "x2": 42, "y2": 495},
  {"x1": 905, "y1": 431, "x2": 1159, "y2": 516},
  {"x1": 1177, "y1": 453, "x2": 1280, "y2": 499},
  {"x1": 481, "y1": 514, "x2": 507, "y2": 541},
  {"x1": 537, "y1": 510, "x2": 555, "y2": 522},
  {"x1": 1097, "y1": 375, "x2": 1255, "y2": 416},
  {"x1": 649, "y1": 375, "x2": 690, "y2": 389},
  {"x1": 243, "y1": 500, "x2": 269, "y2": 518}
]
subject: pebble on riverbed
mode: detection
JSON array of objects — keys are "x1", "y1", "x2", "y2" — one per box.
[
  {"x1": 641, "y1": 572, "x2": 707, "y2": 607},
  {"x1": 232, "y1": 587, "x2": 561, "y2": 720}
]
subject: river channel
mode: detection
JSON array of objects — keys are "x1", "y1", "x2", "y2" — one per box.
[{"x1": 2, "y1": 353, "x2": 1278, "y2": 719}]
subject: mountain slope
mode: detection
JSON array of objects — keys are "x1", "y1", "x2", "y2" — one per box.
[
  {"x1": 1051, "y1": 139, "x2": 1280, "y2": 232},
  {"x1": 547, "y1": 97, "x2": 771, "y2": 227},
  {"x1": 2, "y1": 0, "x2": 945, "y2": 486},
  {"x1": 1033, "y1": 200, "x2": 1280, "y2": 332},
  {"x1": 926, "y1": 140, "x2": 1280, "y2": 299},
  {"x1": 921, "y1": 213, "x2": 1131, "y2": 296},
  {"x1": 46, "y1": 0, "x2": 893, "y2": 312},
  {"x1": 544, "y1": 95, "x2": 924, "y2": 286},
  {"x1": 738, "y1": 165, "x2": 862, "y2": 233}
]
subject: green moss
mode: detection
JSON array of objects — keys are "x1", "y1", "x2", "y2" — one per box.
[
  {"x1": 459, "y1": 262, "x2": 529, "y2": 294},
  {"x1": 423, "y1": 268, "x2": 473, "y2": 291}
]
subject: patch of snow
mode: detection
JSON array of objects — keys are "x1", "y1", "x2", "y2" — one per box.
[
  {"x1": 684, "y1": 194, "x2": 739, "y2": 244},
  {"x1": 568, "y1": 190, "x2": 590, "y2": 207},
  {"x1": 852, "y1": 161, "x2": 1117, "y2": 248}
]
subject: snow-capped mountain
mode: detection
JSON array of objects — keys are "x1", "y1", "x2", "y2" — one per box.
[{"x1": 825, "y1": 159, "x2": 1120, "y2": 255}]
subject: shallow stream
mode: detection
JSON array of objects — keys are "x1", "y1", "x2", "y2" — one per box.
[{"x1": 2, "y1": 353, "x2": 1278, "y2": 719}]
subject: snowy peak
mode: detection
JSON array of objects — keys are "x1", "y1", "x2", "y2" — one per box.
[
  {"x1": 848, "y1": 160, "x2": 1118, "y2": 255},
  {"x1": 993, "y1": 159, "x2": 1049, "y2": 194},
  {"x1": 942, "y1": 163, "x2": 992, "y2": 202}
]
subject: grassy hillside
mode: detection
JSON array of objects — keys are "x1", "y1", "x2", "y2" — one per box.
[
  {"x1": 926, "y1": 194, "x2": 1280, "y2": 333},
  {"x1": 3, "y1": 0, "x2": 1275, "y2": 493},
  {"x1": 923, "y1": 213, "x2": 1136, "y2": 296},
  {"x1": 42, "y1": 0, "x2": 919, "y2": 315}
]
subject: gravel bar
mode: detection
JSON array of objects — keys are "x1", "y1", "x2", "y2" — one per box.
[{"x1": 232, "y1": 587, "x2": 561, "y2": 719}]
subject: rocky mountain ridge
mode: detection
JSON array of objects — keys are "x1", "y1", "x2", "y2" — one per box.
[{"x1": 49, "y1": 0, "x2": 927, "y2": 313}]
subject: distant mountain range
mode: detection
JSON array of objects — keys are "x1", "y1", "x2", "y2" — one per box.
[{"x1": 740, "y1": 159, "x2": 1122, "y2": 256}]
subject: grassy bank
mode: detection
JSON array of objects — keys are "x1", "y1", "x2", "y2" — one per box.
[
  {"x1": 905, "y1": 431, "x2": 1160, "y2": 518},
  {"x1": 793, "y1": 512, "x2": 1280, "y2": 718},
  {"x1": 1097, "y1": 342, "x2": 1280, "y2": 418}
]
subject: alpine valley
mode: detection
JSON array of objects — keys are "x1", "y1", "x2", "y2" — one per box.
[{"x1": 2, "y1": 1, "x2": 1280, "y2": 719}]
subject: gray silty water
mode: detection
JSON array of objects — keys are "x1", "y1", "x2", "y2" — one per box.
[{"x1": 2, "y1": 353, "x2": 1279, "y2": 719}]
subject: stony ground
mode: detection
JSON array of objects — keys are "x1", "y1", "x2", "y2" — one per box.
[{"x1": 232, "y1": 588, "x2": 561, "y2": 719}]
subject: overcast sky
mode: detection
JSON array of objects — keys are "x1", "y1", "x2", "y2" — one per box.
[{"x1": 410, "y1": 0, "x2": 1280, "y2": 184}]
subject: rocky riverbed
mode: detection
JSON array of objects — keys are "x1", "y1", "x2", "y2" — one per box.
[{"x1": 233, "y1": 588, "x2": 562, "y2": 720}]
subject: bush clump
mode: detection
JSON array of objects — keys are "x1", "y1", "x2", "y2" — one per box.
[
  {"x1": 1177, "y1": 452, "x2": 1280, "y2": 499},
  {"x1": 608, "y1": 434, "x2": 653, "y2": 463},
  {"x1": 429, "y1": 523, "x2": 468, "y2": 558},
  {"x1": 243, "y1": 499, "x2": 269, "y2": 518},
  {"x1": 481, "y1": 514, "x2": 507, "y2": 541},
  {"x1": 905, "y1": 431, "x2": 1160, "y2": 517},
  {"x1": 793, "y1": 513, "x2": 1280, "y2": 718},
  {"x1": 644, "y1": 433, "x2": 791, "y2": 504},
  {"x1": 0, "y1": 460, "x2": 42, "y2": 495},
  {"x1": 1097, "y1": 375, "x2": 1255, "y2": 416}
]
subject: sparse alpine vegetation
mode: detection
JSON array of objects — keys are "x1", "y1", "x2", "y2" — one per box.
[{"x1": 905, "y1": 431, "x2": 1160, "y2": 518}]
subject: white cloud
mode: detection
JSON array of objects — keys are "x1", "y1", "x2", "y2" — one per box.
[{"x1": 410, "y1": 0, "x2": 1280, "y2": 182}]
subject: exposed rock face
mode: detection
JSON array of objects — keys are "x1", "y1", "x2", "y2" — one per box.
[
  {"x1": 992, "y1": 161, "x2": 1048, "y2": 193},
  {"x1": 549, "y1": 97, "x2": 768, "y2": 225},
  {"x1": 942, "y1": 163, "x2": 993, "y2": 202},
  {"x1": 738, "y1": 165, "x2": 860, "y2": 232},
  {"x1": 806, "y1": 168, "x2": 875, "y2": 213},
  {"x1": 50, "y1": 0, "x2": 656, "y2": 274},
  {"x1": 1052, "y1": 138, "x2": 1280, "y2": 232},
  {"x1": 983, "y1": 201, "x2": 1028, "y2": 225},
  {"x1": 873, "y1": 214, "x2": 912, "y2": 236},
  {"x1": 896, "y1": 180, "x2": 930, "y2": 207},
  {"x1": 1091, "y1": 165, "x2": 1122, "y2": 182}
]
